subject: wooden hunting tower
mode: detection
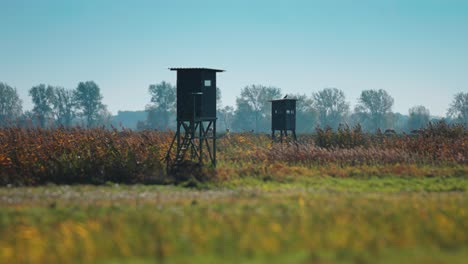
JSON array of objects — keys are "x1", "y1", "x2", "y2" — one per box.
[
  {"x1": 270, "y1": 98, "x2": 298, "y2": 141},
  {"x1": 165, "y1": 68, "x2": 224, "y2": 169}
]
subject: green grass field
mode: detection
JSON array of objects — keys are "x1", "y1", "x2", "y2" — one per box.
[{"x1": 1, "y1": 174, "x2": 467, "y2": 264}]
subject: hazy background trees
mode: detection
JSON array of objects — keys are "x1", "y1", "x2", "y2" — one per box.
[
  {"x1": 313, "y1": 88, "x2": 349, "y2": 130},
  {"x1": 292, "y1": 93, "x2": 317, "y2": 133},
  {"x1": 216, "y1": 87, "x2": 222, "y2": 109},
  {"x1": 146, "y1": 81, "x2": 176, "y2": 130},
  {"x1": 355, "y1": 89, "x2": 394, "y2": 131},
  {"x1": 51, "y1": 87, "x2": 76, "y2": 127},
  {"x1": 218, "y1": 105, "x2": 234, "y2": 132},
  {"x1": 408, "y1": 105, "x2": 430, "y2": 131},
  {"x1": 232, "y1": 97, "x2": 256, "y2": 132},
  {"x1": 391, "y1": 112, "x2": 409, "y2": 132},
  {"x1": 0, "y1": 82, "x2": 22, "y2": 126},
  {"x1": 74, "y1": 81, "x2": 106, "y2": 127},
  {"x1": 96, "y1": 107, "x2": 113, "y2": 127},
  {"x1": 29, "y1": 84, "x2": 55, "y2": 128},
  {"x1": 233, "y1": 85, "x2": 282, "y2": 132},
  {"x1": 447, "y1": 92, "x2": 468, "y2": 125},
  {"x1": 1, "y1": 79, "x2": 467, "y2": 132}
]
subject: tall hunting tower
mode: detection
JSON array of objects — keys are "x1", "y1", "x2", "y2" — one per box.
[
  {"x1": 165, "y1": 68, "x2": 224, "y2": 169},
  {"x1": 270, "y1": 98, "x2": 298, "y2": 141}
]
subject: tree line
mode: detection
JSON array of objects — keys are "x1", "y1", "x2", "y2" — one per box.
[
  {"x1": 1, "y1": 81, "x2": 467, "y2": 132},
  {"x1": 143, "y1": 82, "x2": 467, "y2": 133},
  {"x1": 0, "y1": 81, "x2": 110, "y2": 128}
]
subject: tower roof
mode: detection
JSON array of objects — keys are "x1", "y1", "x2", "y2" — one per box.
[
  {"x1": 169, "y1": 67, "x2": 224, "y2": 72},
  {"x1": 269, "y1": 98, "x2": 299, "y2": 102}
]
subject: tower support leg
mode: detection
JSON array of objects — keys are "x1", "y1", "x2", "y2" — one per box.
[{"x1": 165, "y1": 119, "x2": 217, "y2": 170}]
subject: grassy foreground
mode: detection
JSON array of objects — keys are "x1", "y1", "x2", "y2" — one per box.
[{"x1": 1, "y1": 175, "x2": 467, "y2": 264}]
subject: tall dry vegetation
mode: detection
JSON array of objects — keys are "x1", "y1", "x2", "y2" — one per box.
[
  {"x1": 0, "y1": 121, "x2": 466, "y2": 186},
  {"x1": 219, "y1": 122, "x2": 467, "y2": 166},
  {"x1": 0, "y1": 127, "x2": 169, "y2": 185}
]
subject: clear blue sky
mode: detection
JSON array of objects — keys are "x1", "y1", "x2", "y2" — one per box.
[{"x1": 1, "y1": 0, "x2": 467, "y2": 116}]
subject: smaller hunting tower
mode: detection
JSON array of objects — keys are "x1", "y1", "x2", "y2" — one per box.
[
  {"x1": 270, "y1": 98, "x2": 298, "y2": 141},
  {"x1": 165, "y1": 68, "x2": 224, "y2": 169}
]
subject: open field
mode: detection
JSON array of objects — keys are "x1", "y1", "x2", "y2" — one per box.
[
  {"x1": 1, "y1": 122, "x2": 467, "y2": 185},
  {"x1": 1, "y1": 176, "x2": 467, "y2": 264},
  {"x1": 0, "y1": 124, "x2": 467, "y2": 263}
]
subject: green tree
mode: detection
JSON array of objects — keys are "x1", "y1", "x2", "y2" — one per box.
[
  {"x1": 29, "y1": 84, "x2": 55, "y2": 128},
  {"x1": 233, "y1": 85, "x2": 282, "y2": 132},
  {"x1": 51, "y1": 87, "x2": 76, "y2": 127},
  {"x1": 408, "y1": 105, "x2": 430, "y2": 131},
  {"x1": 313, "y1": 88, "x2": 349, "y2": 130},
  {"x1": 355, "y1": 89, "x2": 394, "y2": 131},
  {"x1": 447, "y1": 92, "x2": 468, "y2": 125},
  {"x1": 147, "y1": 81, "x2": 176, "y2": 129},
  {"x1": 74, "y1": 81, "x2": 105, "y2": 127},
  {"x1": 0, "y1": 82, "x2": 22, "y2": 126}
]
